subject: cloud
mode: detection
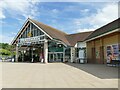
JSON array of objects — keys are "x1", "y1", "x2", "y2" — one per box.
[
  {"x1": 0, "y1": 31, "x2": 18, "y2": 44},
  {"x1": 52, "y1": 9, "x2": 59, "y2": 14},
  {"x1": 0, "y1": 34, "x2": 14, "y2": 44},
  {"x1": 0, "y1": 1, "x2": 5, "y2": 19},
  {"x1": 74, "y1": 3, "x2": 118, "y2": 32},
  {"x1": 0, "y1": 0, "x2": 39, "y2": 19},
  {"x1": 30, "y1": 0, "x2": 119, "y2": 2},
  {"x1": 76, "y1": 28, "x2": 95, "y2": 33},
  {"x1": 0, "y1": 0, "x2": 40, "y2": 44},
  {"x1": 63, "y1": 5, "x2": 81, "y2": 12},
  {"x1": 0, "y1": 10, "x2": 5, "y2": 19},
  {"x1": 11, "y1": 32, "x2": 17, "y2": 35},
  {"x1": 80, "y1": 9, "x2": 89, "y2": 13}
]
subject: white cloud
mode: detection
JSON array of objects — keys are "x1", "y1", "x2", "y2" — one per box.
[
  {"x1": 80, "y1": 9, "x2": 89, "y2": 13},
  {"x1": 0, "y1": 10, "x2": 5, "y2": 19},
  {"x1": 0, "y1": 1, "x2": 5, "y2": 19},
  {"x1": 0, "y1": 0, "x2": 39, "y2": 19},
  {"x1": 30, "y1": 0, "x2": 119, "y2": 2},
  {"x1": 0, "y1": 0, "x2": 39, "y2": 43},
  {"x1": 0, "y1": 31, "x2": 17, "y2": 44},
  {"x1": 74, "y1": 3, "x2": 118, "y2": 32},
  {"x1": 52, "y1": 9, "x2": 59, "y2": 14},
  {"x1": 11, "y1": 32, "x2": 17, "y2": 35},
  {"x1": 76, "y1": 28, "x2": 95, "y2": 32},
  {"x1": 0, "y1": 34, "x2": 14, "y2": 44}
]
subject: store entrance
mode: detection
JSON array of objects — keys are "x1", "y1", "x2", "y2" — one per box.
[
  {"x1": 48, "y1": 52, "x2": 63, "y2": 62},
  {"x1": 18, "y1": 44, "x2": 44, "y2": 63}
]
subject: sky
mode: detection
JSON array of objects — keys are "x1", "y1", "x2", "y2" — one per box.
[{"x1": 0, "y1": 0, "x2": 119, "y2": 44}]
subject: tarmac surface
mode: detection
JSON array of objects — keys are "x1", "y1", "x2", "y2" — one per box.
[{"x1": 1, "y1": 62, "x2": 119, "y2": 88}]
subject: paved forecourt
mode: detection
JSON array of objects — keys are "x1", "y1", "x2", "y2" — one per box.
[
  {"x1": 0, "y1": 62, "x2": 2, "y2": 89},
  {"x1": 2, "y1": 62, "x2": 118, "y2": 88}
]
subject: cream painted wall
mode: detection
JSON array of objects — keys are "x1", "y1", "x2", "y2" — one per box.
[
  {"x1": 103, "y1": 34, "x2": 119, "y2": 63},
  {"x1": 75, "y1": 42, "x2": 86, "y2": 60},
  {"x1": 87, "y1": 32, "x2": 119, "y2": 64},
  {"x1": 75, "y1": 42, "x2": 86, "y2": 48}
]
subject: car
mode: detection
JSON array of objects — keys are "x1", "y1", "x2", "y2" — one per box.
[
  {"x1": 6, "y1": 57, "x2": 12, "y2": 62},
  {"x1": 0, "y1": 57, "x2": 2, "y2": 62}
]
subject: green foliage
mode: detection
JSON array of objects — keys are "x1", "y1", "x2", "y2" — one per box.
[
  {"x1": 0, "y1": 43, "x2": 15, "y2": 57},
  {"x1": 0, "y1": 43, "x2": 14, "y2": 51},
  {"x1": 0, "y1": 49, "x2": 11, "y2": 56}
]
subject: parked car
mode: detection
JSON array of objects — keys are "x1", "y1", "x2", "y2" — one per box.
[
  {"x1": 4, "y1": 57, "x2": 12, "y2": 62},
  {"x1": 0, "y1": 57, "x2": 2, "y2": 62}
]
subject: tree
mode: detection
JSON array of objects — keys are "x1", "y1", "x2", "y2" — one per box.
[
  {"x1": 0, "y1": 49, "x2": 11, "y2": 56},
  {"x1": 0, "y1": 43, "x2": 15, "y2": 57},
  {"x1": 0, "y1": 43, "x2": 14, "y2": 50}
]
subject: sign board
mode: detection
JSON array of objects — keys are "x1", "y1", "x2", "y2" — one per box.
[
  {"x1": 79, "y1": 50, "x2": 84, "y2": 58},
  {"x1": 106, "y1": 44, "x2": 119, "y2": 60},
  {"x1": 19, "y1": 35, "x2": 45, "y2": 45}
]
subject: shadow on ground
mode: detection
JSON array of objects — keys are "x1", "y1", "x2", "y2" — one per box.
[{"x1": 64, "y1": 63, "x2": 118, "y2": 79}]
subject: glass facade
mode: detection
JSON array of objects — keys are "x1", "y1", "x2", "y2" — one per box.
[
  {"x1": 20, "y1": 22, "x2": 44, "y2": 39},
  {"x1": 48, "y1": 41, "x2": 64, "y2": 52},
  {"x1": 17, "y1": 21, "x2": 65, "y2": 63}
]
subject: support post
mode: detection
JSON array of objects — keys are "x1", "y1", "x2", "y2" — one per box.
[
  {"x1": 15, "y1": 44, "x2": 18, "y2": 62},
  {"x1": 22, "y1": 51, "x2": 24, "y2": 62},
  {"x1": 63, "y1": 47, "x2": 65, "y2": 62},
  {"x1": 44, "y1": 40, "x2": 48, "y2": 63},
  {"x1": 31, "y1": 48, "x2": 34, "y2": 63},
  {"x1": 53, "y1": 53, "x2": 54, "y2": 62},
  {"x1": 71, "y1": 47, "x2": 75, "y2": 63}
]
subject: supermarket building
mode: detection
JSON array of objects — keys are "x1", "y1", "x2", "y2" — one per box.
[{"x1": 11, "y1": 18, "x2": 92, "y2": 63}]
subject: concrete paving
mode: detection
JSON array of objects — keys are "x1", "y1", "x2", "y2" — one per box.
[
  {"x1": 2, "y1": 62, "x2": 118, "y2": 88},
  {"x1": 0, "y1": 62, "x2": 2, "y2": 89}
]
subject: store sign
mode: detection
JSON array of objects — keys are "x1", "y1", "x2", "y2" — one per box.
[{"x1": 19, "y1": 35, "x2": 45, "y2": 45}]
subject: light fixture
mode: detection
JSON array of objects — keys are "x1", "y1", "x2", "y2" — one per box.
[
  {"x1": 33, "y1": 48, "x2": 36, "y2": 50},
  {"x1": 24, "y1": 50, "x2": 26, "y2": 53},
  {"x1": 58, "y1": 44, "x2": 62, "y2": 47}
]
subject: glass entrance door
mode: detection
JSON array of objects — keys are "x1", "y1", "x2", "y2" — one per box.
[{"x1": 48, "y1": 52, "x2": 63, "y2": 62}]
